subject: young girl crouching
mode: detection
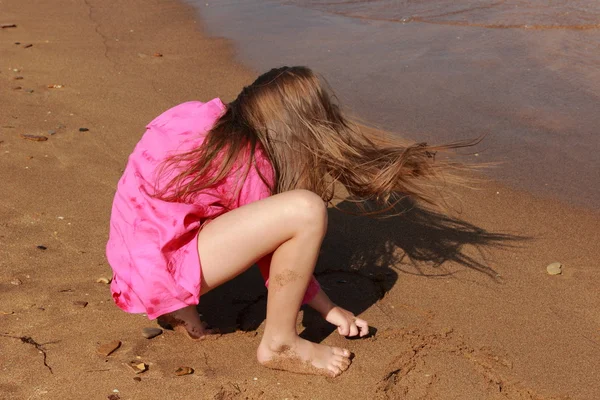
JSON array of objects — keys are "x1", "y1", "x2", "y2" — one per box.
[{"x1": 106, "y1": 66, "x2": 473, "y2": 377}]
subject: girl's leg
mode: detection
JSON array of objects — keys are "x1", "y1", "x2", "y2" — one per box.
[{"x1": 196, "y1": 189, "x2": 351, "y2": 377}]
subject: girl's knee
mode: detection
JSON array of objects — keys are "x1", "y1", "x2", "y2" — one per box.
[{"x1": 287, "y1": 189, "x2": 328, "y2": 234}]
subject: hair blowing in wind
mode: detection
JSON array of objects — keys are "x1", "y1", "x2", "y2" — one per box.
[{"x1": 154, "y1": 66, "x2": 478, "y2": 213}]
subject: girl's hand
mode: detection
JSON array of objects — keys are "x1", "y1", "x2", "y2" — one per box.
[{"x1": 324, "y1": 305, "x2": 369, "y2": 337}]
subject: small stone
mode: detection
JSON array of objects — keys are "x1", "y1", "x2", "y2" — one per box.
[
  {"x1": 10, "y1": 278, "x2": 22, "y2": 286},
  {"x1": 12, "y1": 86, "x2": 22, "y2": 90},
  {"x1": 13, "y1": 76, "x2": 23, "y2": 80},
  {"x1": 22, "y1": 44, "x2": 33, "y2": 48},
  {"x1": 141, "y1": 327, "x2": 163, "y2": 339},
  {"x1": 97, "y1": 340, "x2": 121, "y2": 357},
  {"x1": 47, "y1": 84, "x2": 63, "y2": 89},
  {"x1": 153, "y1": 52, "x2": 163, "y2": 57},
  {"x1": 107, "y1": 395, "x2": 120, "y2": 400},
  {"x1": 174, "y1": 366, "x2": 194, "y2": 376},
  {"x1": 126, "y1": 361, "x2": 147, "y2": 374},
  {"x1": 133, "y1": 376, "x2": 141, "y2": 382},
  {"x1": 73, "y1": 301, "x2": 88, "y2": 308},
  {"x1": 25, "y1": 89, "x2": 34, "y2": 93},
  {"x1": 37, "y1": 245, "x2": 48, "y2": 250},
  {"x1": 79, "y1": 127, "x2": 89, "y2": 132},
  {"x1": 21, "y1": 135, "x2": 47, "y2": 142},
  {"x1": 14, "y1": 42, "x2": 20, "y2": 45},
  {"x1": 546, "y1": 262, "x2": 563, "y2": 275},
  {"x1": 48, "y1": 130, "x2": 56, "y2": 135},
  {"x1": 1, "y1": 24, "x2": 17, "y2": 29},
  {"x1": 96, "y1": 277, "x2": 111, "y2": 284}
]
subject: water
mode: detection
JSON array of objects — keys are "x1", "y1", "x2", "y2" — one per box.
[
  {"x1": 288, "y1": 1, "x2": 600, "y2": 30},
  {"x1": 186, "y1": 0, "x2": 600, "y2": 209}
]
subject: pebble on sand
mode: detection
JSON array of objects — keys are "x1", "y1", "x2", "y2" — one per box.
[
  {"x1": 175, "y1": 366, "x2": 194, "y2": 376},
  {"x1": 96, "y1": 277, "x2": 111, "y2": 284},
  {"x1": 126, "y1": 361, "x2": 148, "y2": 374},
  {"x1": 1, "y1": 24, "x2": 17, "y2": 29},
  {"x1": 10, "y1": 278, "x2": 22, "y2": 286},
  {"x1": 153, "y1": 52, "x2": 163, "y2": 57},
  {"x1": 23, "y1": 43, "x2": 33, "y2": 48},
  {"x1": 546, "y1": 262, "x2": 563, "y2": 275},
  {"x1": 73, "y1": 300, "x2": 88, "y2": 308},
  {"x1": 97, "y1": 340, "x2": 121, "y2": 357},
  {"x1": 141, "y1": 327, "x2": 163, "y2": 339},
  {"x1": 37, "y1": 245, "x2": 48, "y2": 250},
  {"x1": 47, "y1": 84, "x2": 64, "y2": 89},
  {"x1": 79, "y1": 127, "x2": 89, "y2": 132},
  {"x1": 21, "y1": 134, "x2": 48, "y2": 142}
]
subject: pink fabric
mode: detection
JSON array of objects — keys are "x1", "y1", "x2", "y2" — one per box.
[{"x1": 106, "y1": 99, "x2": 320, "y2": 319}]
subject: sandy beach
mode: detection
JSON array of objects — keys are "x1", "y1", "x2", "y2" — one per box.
[{"x1": 1, "y1": 0, "x2": 599, "y2": 399}]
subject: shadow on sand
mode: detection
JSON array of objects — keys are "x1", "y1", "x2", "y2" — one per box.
[{"x1": 196, "y1": 198, "x2": 525, "y2": 341}]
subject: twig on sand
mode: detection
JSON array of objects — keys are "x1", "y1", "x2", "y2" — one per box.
[
  {"x1": 0, "y1": 333, "x2": 54, "y2": 374},
  {"x1": 228, "y1": 382, "x2": 242, "y2": 393}
]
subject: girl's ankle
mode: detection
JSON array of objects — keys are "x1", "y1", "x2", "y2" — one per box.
[{"x1": 260, "y1": 332, "x2": 298, "y2": 350}]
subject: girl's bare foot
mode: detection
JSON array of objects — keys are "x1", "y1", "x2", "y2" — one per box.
[
  {"x1": 256, "y1": 336, "x2": 352, "y2": 377},
  {"x1": 157, "y1": 305, "x2": 218, "y2": 340}
]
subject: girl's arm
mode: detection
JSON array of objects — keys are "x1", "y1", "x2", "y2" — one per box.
[
  {"x1": 307, "y1": 288, "x2": 370, "y2": 337},
  {"x1": 305, "y1": 286, "x2": 335, "y2": 316}
]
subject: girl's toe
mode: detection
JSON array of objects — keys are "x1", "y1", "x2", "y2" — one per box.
[
  {"x1": 340, "y1": 356, "x2": 352, "y2": 368},
  {"x1": 332, "y1": 347, "x2": 351, "y2": 357},
  {"x1": 333, "y1": 357, "x2": 351, "y2": 371},
  {"x1": 328, "y1": 365, "x2": 343, "y2": 377}
]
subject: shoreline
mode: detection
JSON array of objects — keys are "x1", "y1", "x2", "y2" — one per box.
[
  {"x1": 193, "y1": 0, "x2": 600, "y2": 210},
  {"x1": 1, "y1": 0, "x2": 599, "y2": 399}
]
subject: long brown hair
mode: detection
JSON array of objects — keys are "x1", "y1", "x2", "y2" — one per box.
[{"x1": 154, "y1": 66, "x2": 478, "y2": 213}]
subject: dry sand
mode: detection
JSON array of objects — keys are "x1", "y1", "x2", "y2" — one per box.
[{"x1": 1, "y1": 0, "x2": 599, "y2": 399}]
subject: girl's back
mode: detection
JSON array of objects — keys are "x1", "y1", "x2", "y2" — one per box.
[{"x1": 106, "y1": 99, "x2": 272, "y2": 319}]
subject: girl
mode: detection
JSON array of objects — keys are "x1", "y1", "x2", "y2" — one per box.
[{"x1": 106, "y1": 66, "x2": 473, "y2": 377}]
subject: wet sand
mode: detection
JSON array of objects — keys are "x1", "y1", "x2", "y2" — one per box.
[{"x1": 1, "y1": 0, "x2": 599, "y2": 399}]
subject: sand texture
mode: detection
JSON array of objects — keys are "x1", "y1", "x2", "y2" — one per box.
[{"x1": 1, "y1": 0, "x2": 599, "y2": 399}]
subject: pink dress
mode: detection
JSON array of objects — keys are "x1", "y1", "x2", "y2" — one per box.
[{"x1": 106, "y1": 99, "x2": 319, "y2": 320}]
